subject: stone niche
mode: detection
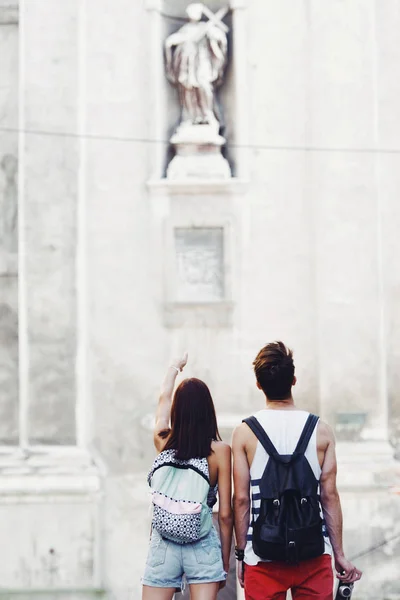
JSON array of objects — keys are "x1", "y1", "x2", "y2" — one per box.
[
  {"x1": 161, "y1": 0, "x2": 236, "y2": 179},
  {"x1": 147, "y1": 0, "x2": 248, "y2": 328}
]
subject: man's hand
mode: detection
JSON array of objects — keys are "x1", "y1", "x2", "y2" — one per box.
[
  {"x1": 237, "y1": 560, "x2": 244, "y2": 588},
  {"x1": 172, "y1": 352, "x2": 188, "y2": 372},
  {"x1": 335, "y1": 555, "x2": 362, "y2": 584}
]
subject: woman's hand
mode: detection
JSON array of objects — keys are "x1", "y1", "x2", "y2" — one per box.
[{"x1": 171, "y1": 351, "x2": 188, "y2": 372}]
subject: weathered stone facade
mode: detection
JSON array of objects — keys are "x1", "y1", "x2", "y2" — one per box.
[{"x1": 1, "y1": 1, "x2": 400, "y2": 599}]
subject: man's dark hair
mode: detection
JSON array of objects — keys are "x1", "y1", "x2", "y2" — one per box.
[{"x1": 253, "y1": 341, "x2": 295, "y2": 400}]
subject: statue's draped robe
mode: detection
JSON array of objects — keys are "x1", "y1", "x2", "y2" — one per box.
[{"x1": 169, "y1": 22, "x2": 227, "y2": 93}]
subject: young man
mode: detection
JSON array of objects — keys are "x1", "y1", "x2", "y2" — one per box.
[{"x1": 232, "y1": 341, "x2": 362, "y2": 599}]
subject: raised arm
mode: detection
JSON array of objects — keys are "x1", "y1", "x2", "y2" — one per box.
[
  {"x1": 319, "y1": 421, "x2": 362, "y2": 584},
  {"x1": 232, "y1": 424, "x2": 251, "y2": 589},
  {"x1": 153, "y1": 352, "x2": 188, "y2": 452}
]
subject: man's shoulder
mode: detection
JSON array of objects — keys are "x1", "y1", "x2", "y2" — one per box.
[
  {"x1": 317, "y1": 419, "x2": 335, "y2": 439},
  {"x1": 316, "y1": 419, "x2": 335, "y2": 453},
  {"x1": 233, "y1": 420, "x2": 249, "y2": 436},
  {"x1": 232, "y1": 416, "x2": 264, "y2": 453},
  {"x1": 232, "y1": 419, "x2": 254, "y2": 446}
]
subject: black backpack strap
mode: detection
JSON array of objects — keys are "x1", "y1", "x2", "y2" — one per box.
[
  {"x1": 243, "y1": 416, "x2": 280, "y2": 460},
  {"x1": 294, "y1": 414, "x2": 319, "y2": 455}
]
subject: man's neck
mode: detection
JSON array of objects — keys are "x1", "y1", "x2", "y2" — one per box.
[{"x1": 265, "y1": 396, "x2": 296, "y2": 410}]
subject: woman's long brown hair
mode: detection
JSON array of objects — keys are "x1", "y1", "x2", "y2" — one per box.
[{"x1": 160, "y1": 378, "x2": 221, "y2": 460}]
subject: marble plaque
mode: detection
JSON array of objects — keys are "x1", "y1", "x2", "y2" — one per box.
[{"x1": 174, "y1": 227, "x2": 224, "y2": 302}]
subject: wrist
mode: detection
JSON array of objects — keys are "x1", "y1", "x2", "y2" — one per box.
[
  {"x1": 169, "y1": 365, "x2": 180, "y2": 373},
  {"x1": 235, "y1": 547, "x2": 245, "y2": 561}
]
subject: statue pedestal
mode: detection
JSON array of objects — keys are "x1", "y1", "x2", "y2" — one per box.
[
  {"x1": 167, "y1": 123, "x2": 231, "y2": 180},
  {"x1": 146, "y1": 177, "x2": 248, "y2": 330}
]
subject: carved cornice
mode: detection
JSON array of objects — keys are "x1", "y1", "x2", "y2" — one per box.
[{"x1": 0, "y1": 1, "x2": 19, "y2": 25}]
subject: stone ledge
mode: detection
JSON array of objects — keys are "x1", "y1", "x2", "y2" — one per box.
[
  {"x1": 0, "y1": 448, "x2": 103, "y2": 473},
  {"x1": 0, "y1": 448, "x2": 104, "y2": 497},
  {"x1": 336, "y1": 441, "x2": 400, "y2": 490},
  {"x1": 147, "y1": 178, "x2": 249, "y2": 196},
  {"x1": 0, "y1": 476, "x2": 102, "y2": 500},
  {"x1": 163, "y1": 301, "x2": 234, "y2": 328},
  {"x1": 336, "y1": 440, "x2": 396, "y2": 462}
]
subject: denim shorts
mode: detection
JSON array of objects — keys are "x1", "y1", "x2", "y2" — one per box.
[{"x1": 142, "y1": 526, "x2": 227, "y2": 589}]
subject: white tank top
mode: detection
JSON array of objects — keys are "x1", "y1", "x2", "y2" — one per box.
[{"x1": 244, "y1": 409, "x2": 333, "y2": 565}]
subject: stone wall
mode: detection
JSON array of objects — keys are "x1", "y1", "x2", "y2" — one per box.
[{"x1": 1, "y1": 1, "x2": 400, "y2": 599}]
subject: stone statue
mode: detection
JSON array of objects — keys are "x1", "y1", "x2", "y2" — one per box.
[
  {"x1": 165, "y1": 3, "x2": 228, "y2": 131},
  {"x1": 164, "y1": 4, "x2": 231, "y2": 180},
  {"x1": 0, "y1": 154, "x2": 18, "y2": 254}
]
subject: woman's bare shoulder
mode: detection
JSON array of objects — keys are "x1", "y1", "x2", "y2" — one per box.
[{"x1": 211, "y1": 440, "x2": 231, "y2": 459}]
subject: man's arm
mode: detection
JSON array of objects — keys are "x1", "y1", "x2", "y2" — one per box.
[
  {"x1": 232, "y1": 424, "x2": 251, "y2": 588},
  {"x1": 319, "y1": 422, "x2": 362, "y2": 584},
  {"x1": 215, "y1": 443, "x2": 233, "y2": 581}
]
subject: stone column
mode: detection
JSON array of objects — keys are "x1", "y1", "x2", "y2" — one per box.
[
  {"x1": 0, "y1": 2, "x2": 103, "y2": 597},
  {"x1": 0, "y1": 0, "x2": 19, "y2": 445},
  {"x1": 311, "y1": 0, "x2": 388, "y2": 442},
  {"x1": 23, "y1": 0, "x2": 79, "y2": 445}
]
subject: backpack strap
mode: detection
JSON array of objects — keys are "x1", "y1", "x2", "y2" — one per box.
[
  {"x1": 243, "y1": 416, "x2": 280, "y2": 460},
  {"x1": 293, "y1": 414, "x2": 319, "y2": 456},
  {"x1": 244, "y1": 414, "x2": 319, "y2": 462}
]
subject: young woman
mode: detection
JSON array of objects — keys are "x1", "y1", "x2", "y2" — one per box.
[{"x1": 142, "y1": 353, "x2": 233, "y2": 600}]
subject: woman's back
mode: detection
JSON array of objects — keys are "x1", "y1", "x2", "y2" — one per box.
[{"x1": 142, "y1": 354, "x2": 233, "y2": 600}]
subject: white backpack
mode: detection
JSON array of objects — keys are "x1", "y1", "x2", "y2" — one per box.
[{"x1": 148, "y1": 449, "x2": 213, "y2": 544}]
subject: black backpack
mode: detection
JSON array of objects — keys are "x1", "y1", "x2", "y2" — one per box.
[{"x1": 243, "y1": 413, "x2": 325, "y2": 564}]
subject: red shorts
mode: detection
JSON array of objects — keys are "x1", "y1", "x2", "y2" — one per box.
[{"x1": 244, "y1": 554, "x2": 333, "y2": 600}]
